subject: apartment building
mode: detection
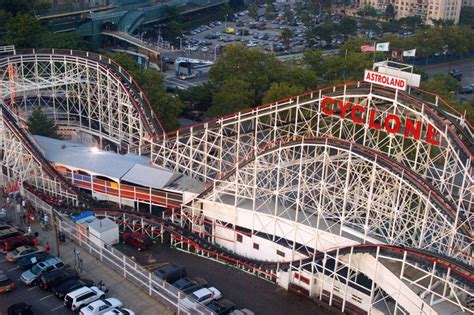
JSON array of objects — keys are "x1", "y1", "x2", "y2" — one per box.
[{"x1": 359, "y1": 0, "x2": 462, "y2": 24}]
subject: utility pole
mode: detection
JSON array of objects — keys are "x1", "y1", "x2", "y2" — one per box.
[{"x1": 52, "y1": 209, "x2": 61, "y2": 257}]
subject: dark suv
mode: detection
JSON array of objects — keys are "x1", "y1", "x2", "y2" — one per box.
[
  {"x1": 173, "y1": 277, "x2": 208, "y2": 294},
  {"x1": 38, "y1": 269, "x2": 79, "y2": 290},
  {"x1": 154, "y1": 263, "x2": 187, "y2": 283},
  {"x1": 122, "y1": 232, "x2": 153, "y2": 251}
]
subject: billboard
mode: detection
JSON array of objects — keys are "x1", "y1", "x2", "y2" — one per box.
[{"x1": 364, "y1": 70, "x2": 407, "y2": 91}]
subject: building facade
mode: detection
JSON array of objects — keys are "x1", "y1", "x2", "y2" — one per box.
[{"x1": 358, "y1": 0, "x2": 462, "y2": 24}]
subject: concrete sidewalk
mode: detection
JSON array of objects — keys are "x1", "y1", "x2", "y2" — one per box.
[{"x1": 3, "y1": 196, "x2": 173, "y2": 315}]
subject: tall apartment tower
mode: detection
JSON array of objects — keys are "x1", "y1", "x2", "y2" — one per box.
[{"x1": 359, "y1": 0, "x2": 462, "y2": 24}]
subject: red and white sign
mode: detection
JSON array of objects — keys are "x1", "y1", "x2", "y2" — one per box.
[{"x1": 364, "y1": 70, "x2": 407, "y2": 91}]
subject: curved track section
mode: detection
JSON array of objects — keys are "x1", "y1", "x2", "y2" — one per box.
[
  {"x1": 0, "y1": 49, "x2": 164, "y2": 152},
  {"x1": 152, "y1": 82, "x2": 472, "y2": 239},
  {"x1": 189, "y1": 138, "x2": 471, "y2": 262}
]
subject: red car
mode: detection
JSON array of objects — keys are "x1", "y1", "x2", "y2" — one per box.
[
  {"x1": 1, "y1": 235, "x2": 37, "y2": 253},
  {"x1": 122, "y1": 232, "x2": 152, "y2": 251}
]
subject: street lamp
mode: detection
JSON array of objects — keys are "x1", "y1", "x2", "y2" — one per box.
[
  {"x1": 214, "y1": 45, "x2": 220, "y2": 61},
  {"x1": 140, "y1": 31, "x2": 146, "y2": 44},
  {"x1": 177, "y1": 36, "x2": 183, "y2": 51}
]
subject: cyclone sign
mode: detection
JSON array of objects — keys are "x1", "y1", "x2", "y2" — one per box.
[
  {"x1": 320, "y1": 97, "x2": 440, "y2": 146},
  {"x1": 364, "y1": 69, "x2": 407, "y2": 91}
]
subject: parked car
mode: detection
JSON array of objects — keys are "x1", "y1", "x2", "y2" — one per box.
[
  {"x1": 39, "y1": 268, "x2": 79, "y2": 290},
  {"x1": 103, "y1": 308, "x2": 135, "y2": 315},
  {"x1": 21, "y1": 257, "x2": 65, "y2": 285},
  {"x1": 449, "y1": 69, "x2": 463, "y2": 81},
  {"x1": 64, "y1": 286, "x2": 105, "y2": 311},
  {"x1": 0, "y1": 270, "x2": 15, "y2": 293},
  {"x1": 121, "y1": 232, "x2": 152, "y2": 251},
  {"x1": 7, "y1": 302, "x2": 34, "y2": 315},
  {"x1": 0, "y1": 223, "x2": 14, "y2": 231},
  {"x1": 154, "y1": 263, "x2": 187, "y2": 283},
  {"x1": 179, "y1": 287, "x2": 222, "y2": 309},
  {"x1": 207, "y1": 299, "x2": 236, "y2": 314},
  {"x1": 6, "y1": 245, "x2": 45, "y2": 262},
  {"x1": 0, "y1": 227, "x2": 21, "y2": 241},
  {"x1": 459, "y1": 84, "x2": 474, "y2": 94},
  {"x1": 1, "y1": 235, "x2": 37, "y2": 253},
  {"x1": 16, "y1": 253, "x2": 53, "y2": 271},
  {"x1": 230, "y1": 309, "x2": 255, "y2": 315},
  {"x1": 229, "y1": 308, "x2": 255, "y2": 315},
  {"x1": 172, "y1": 277, "x2": 207, "y2": 294},
  {"x1": 79, "y1": 298, "x2": 123, "y2": 315},
  {"x1": 53, "y1": 278, "x2": 95, "y2": 299}
]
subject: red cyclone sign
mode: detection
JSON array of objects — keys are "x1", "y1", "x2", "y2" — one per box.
[{"x1": 320, "y1": 97, "x2": 440, "y2": 146}]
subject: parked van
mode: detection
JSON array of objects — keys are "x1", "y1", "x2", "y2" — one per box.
[
  {"x1": 20, "y1": 257, "x2": 65, "y2": 285},
  {"x1": 64, "y1": 286, "x2": 105, "y2": 311}
]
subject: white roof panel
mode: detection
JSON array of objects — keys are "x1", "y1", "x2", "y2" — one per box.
[
  {"x1": 88, "y1": 217, "x2": 117, "y2": 233},
  {"x1": 121, "y1": 164, "x2": 177, "y2": 190}
]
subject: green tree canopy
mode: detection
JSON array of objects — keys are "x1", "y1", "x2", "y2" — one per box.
[
  {"x1": 248, "y1": 3, "x2": 258, "y2": 19},
  {"x1": 207, "y1": 79, "x2": 253, "y2": 118},
  {"x1": 209, "y1": 44, "x2": 283, "y2": 104},
  {"x1": 385, "y1": 4, "x2": 395, "y2": 19},
  {"x1": 262, "y1": 82, "x2": 305, "y2": 104},
  {"x1": 281, "y1": 28, "x2": 293, "y2": 47},
  {"x1": 27, "y1": 107, "x2": 59, "y2": 139},
  {"x1": 336, "y1": 17, "x2": 357, "y2": 36},
  {"x1": 5, "y1": 13, "x2": 45, "y2": 48},
  {"x1": 421, "y1": 72, "x2": 461, "y2": 101}
]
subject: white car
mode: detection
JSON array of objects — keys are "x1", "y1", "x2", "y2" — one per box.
[
  {"x1": 103, "y1": 308, "x2": 135, "y2": 315},
  {"x1": 179, "y1": 287, "x2": 221, "y2": 309},
  {"x1": 80, "y1": 298, "x2": 123, "y2": 315}
]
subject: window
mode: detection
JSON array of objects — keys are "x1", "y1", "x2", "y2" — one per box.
[
  {"x1": 253, "y1": 243, "x2": 259, "y2": 250},
  {"x1": 236, "y1": 234, "x2": 243, "y2": 243},
  {"x1": 276, "y1": 250, "x2": 285, "y2": 257}
]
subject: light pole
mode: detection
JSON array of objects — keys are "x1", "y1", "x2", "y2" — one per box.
[
  {"x1": 177, "y1": 37, "x2": 183, "y2": 51},
  {"x1": 214, "y1": 45, "x2": 219, "y2": 61},
  {"x1": 140, "y1": 31, "x2": 146, "y2": 44}
]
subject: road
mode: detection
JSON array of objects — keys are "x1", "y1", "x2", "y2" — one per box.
[
  {"x1": 114, "y1": 242, "x2": 327, "y2": 315},
  {"x1": 421, "y1": 59, "x2": 474, "y2": 101}
]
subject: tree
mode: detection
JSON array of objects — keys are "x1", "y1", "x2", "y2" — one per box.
[
  {"x1": 265, "y1": 4, "x2": 275, "y2": 20},
  {"x1": 207, "y1": 79, "x2": 253, "y2": 117},
  {"x1": 459, "y1": 6, "x2": 474, "y2": 27},
  {"x1": 304, "y1": 48, "x2": 324, "y2": 71},
  {"x1": 162, "y1": 5, "x2": 182, "y2": 22},
  {"x1": 248, "y1": 3, "x2": 258, "y2": 20},
  {"x1": 262, "y1": 82, "x2": 305, "y2": 104},
  {"x1": 5, "y1": 13, "x2": 46, "y2": 48},
  {"x1": 284, "y1": 66, "x2": 319, "y2": 90},
  {"x1": 385, "y1": 4, "x2": 395, "y2": 19},
  {"x1": 209, "y1": 44, "x2": 284, "y2": 104},
  {"x1": 134, "y1": 69, "x2": 183, "y2": 131},
  {"x1": 337, "y1": 17, "x2": 357, "y2": 36},
  {"x1": 164, "y1": 20, "x2": 183, "y2": 45},
  {"x1": 0, "y1": 0, "x2": 30, "y2": 15},
  {"x1": 281, "y1": 28, "x2": 293, "y2": 48},
  {"x1": 284, "y1": 5, "x2": 294, "y2": 23},
  {"x1": 27, "y1": 107, "x2": 59, "y2": 139},
  {"x1": 106, "y1": 52, "x2": 140, "y2": 75},
  {"x1": 40, "y1": 32, "x2": 90, "y2": 50},
  {"x1": 421, "y1": 72, "x2": 461, "y2": 102}
]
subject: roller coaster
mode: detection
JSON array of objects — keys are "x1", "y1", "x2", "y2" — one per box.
[{"x1": 0, "y1": 47, "x2": 472, "y2": 314}]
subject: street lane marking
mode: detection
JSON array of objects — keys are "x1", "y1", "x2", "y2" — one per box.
[
  {"x1": 27, "y1": 286, "x2": 38, "y2": 291},
  {"x1": 39, "y1": 293, "x2": 54, "y2": 300},
  {"x1": 50, "y1": 305, "x2": 65, "y2": 312}
]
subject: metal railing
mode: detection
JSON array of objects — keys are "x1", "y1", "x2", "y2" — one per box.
[{"x1": 57, "y1": 215, "x2": 214, "y2": 315}]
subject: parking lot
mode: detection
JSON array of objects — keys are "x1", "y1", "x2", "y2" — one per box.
[
  {"x1": 114, "y1": 242, "x2": 327, "y2": 315},
  {"x1": 0, "y1": 255, "x2": 74, "y2": 314}
]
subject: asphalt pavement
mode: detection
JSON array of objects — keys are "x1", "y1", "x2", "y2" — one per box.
[
  {"x1": 421, "y1": 59, "x2": 474, "y2": 101},
  {"x1": 114, "y1": 242, "x2": 327, "y2": 315}
]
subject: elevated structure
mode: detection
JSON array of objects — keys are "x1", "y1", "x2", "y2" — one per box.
[{"x1": 0, "y1": 47, "x2": 472, "y2": 314}]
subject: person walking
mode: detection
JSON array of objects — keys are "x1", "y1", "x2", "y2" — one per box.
[
  {"x1": 45, "y1": 241, "x2": 50, "y2": 252},
  {"x1": 27, "y1": 225, "x2": 32, "y2": 235}
]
